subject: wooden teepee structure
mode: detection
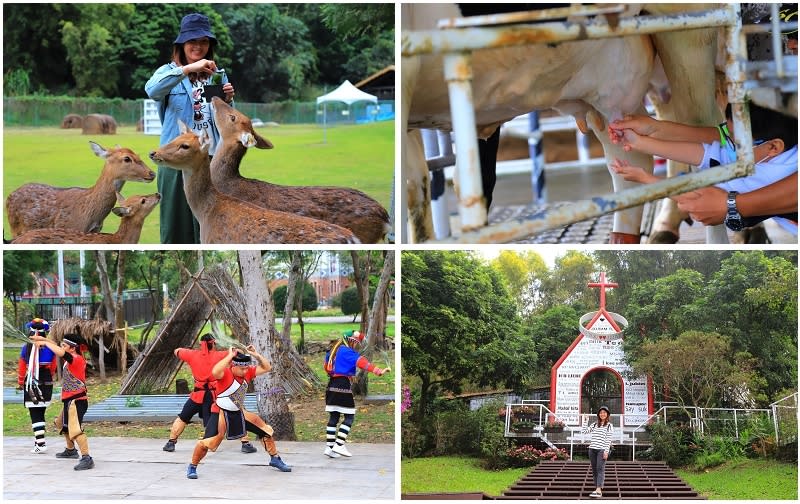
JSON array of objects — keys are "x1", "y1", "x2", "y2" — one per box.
[{"x1": 120, "y1": 265, "x2": 319, "y2": 396}]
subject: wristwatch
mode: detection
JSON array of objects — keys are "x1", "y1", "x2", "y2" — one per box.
[{"x1": 724, "y1": 191, "x2": 744, "y2": 231}]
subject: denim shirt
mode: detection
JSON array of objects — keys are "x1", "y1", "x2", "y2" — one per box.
[{"x1": 144, "y1": 62, "x2": 229, "y2": 155}]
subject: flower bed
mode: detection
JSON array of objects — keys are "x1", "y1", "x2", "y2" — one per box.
[{"x1": 507, "y1": 445, "x2": 570, "y2": 468}]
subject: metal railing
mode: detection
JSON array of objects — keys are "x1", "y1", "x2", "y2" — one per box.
[{"x1": 403, "y1": 4, "x2": 796, "y2": 243}]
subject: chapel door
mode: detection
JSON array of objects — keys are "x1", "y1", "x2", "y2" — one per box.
[{"x1": 580, "y1": 368, "x2": 623, "y2": 421}]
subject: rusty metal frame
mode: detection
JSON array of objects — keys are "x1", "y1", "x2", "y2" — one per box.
[{"x1": 402, "y1": 5, "x2": 771, "y2": 243}]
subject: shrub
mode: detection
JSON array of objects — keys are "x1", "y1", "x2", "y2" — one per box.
[
  {"x1": 272, "y1": 282, "x2": 318, "y2": 313},
  {"x1": 692, "y1": 450, "x2": 726, "y2": 471},
  {"x1": 641, "y1": 422, "x2": 700, "y2": 467}
]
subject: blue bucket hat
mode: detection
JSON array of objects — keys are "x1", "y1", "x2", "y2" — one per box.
[{"x1": 174, "y1": 13, "x2": 217, "y2": 45}]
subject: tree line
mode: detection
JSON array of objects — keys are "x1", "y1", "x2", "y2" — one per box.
[
  {"x1": 402, "y1": 250, "x2": 797, "y2": 425},
  {"x1": 3, "y1": 3, "x2": 394, "y2": 102}
]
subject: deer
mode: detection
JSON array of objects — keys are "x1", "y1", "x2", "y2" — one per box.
[
  {"x1": 5, "y1": 142, "x2": 156, "y2": 237},
  {"x1": 11, "y1": 193, "x2": 161, "y2": 244},
  {"x1": 149, "y1": 121, "x2": 360, "y2": 244},
  {"x1": 208, "y1": 96, "x2": 391, "y2": 243}
]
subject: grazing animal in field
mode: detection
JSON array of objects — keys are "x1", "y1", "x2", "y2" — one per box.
[
  {"x1": 5, "y1": 142, "x2": 156, "y2": 236},
  {"x1": 402, "y1": 3, "x2": 724, "y2": 244},
  {"x1": 12, "y1": 193, "x2": 161, "y2": 244},
  {"x1": 149, "y1": 121, "x2": 360, "y2": 244},
  {"x1": 209, "y1": 97, "x2": 391, "y2": 243}
]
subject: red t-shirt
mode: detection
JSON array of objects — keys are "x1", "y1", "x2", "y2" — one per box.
[
  {"x1": 176, "y1": 348, "x2": 229, "y2": 402},
  {"x1": 61, "y1": 352, "x2": 87, "y2": 401},
  {"x1": 211, "y1": 366, "x2": 256, "y2": 413}
]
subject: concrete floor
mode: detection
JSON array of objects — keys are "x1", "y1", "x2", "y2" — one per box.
[{"x1": 3, "y1": 436, "x2": 395, "y2": 500}]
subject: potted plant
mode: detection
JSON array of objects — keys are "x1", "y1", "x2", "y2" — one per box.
[
  {"x1": 511, "y1": 420, "x2": 539, "y2": 433},
  {"x1": 543, "y1": 418, "x2": 565, "y2": 433},
  {"x1": 513, "y1": 405, "x2": 538, "y2": 422}
]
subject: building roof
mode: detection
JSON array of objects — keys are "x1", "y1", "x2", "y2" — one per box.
[{"x1": 355, "y1": 65, "x2": 395, "y2": 90}]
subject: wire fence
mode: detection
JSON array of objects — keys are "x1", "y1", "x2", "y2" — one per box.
[{"x1": 3, "y1": 97, "x2": 395, "y2": 127}]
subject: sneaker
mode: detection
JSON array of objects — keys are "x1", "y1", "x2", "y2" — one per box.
[
  {"x1": 74, "y1": 455, "x2": 94, "y2": 471},
  {"x1": 56, "y1": 447, "x2": 79, "y2": 459},
  {"x1": 589, "y1": 491, "x2": 601, "y2": 498},
  {"x1": 324, "y1": 446, "x2": 341, "y2": 458},
  {"x1": 31, "y1": 444, "x2": 47, "y2": 454},
  {"x1": 163, "y1": 440, "x2": 176, "y2": 452},
  {"x1": 268, "y1": 456, "x2": 292, "y2": 472},
  {"x1": 240, "y1": 442, "x2": 257, "y2": 453},
  {"x1": 187, "y1": 464, "x2": 198, "y2": 479},
  {"x1": 332, "y1": 443, "x2": 352, "y2": 457}
]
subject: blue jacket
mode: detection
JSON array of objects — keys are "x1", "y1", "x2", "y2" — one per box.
[{"x1": 144, "y1": 62, "x2": 229, "y2": 154}]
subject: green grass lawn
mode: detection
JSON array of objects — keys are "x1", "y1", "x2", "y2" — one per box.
[
  {"x1": 676, "y1": 458, "x2": 798, "y2": 500},
  {"x1": 3, "y1": 121, "x2": 394, "y2": 243},
  {"x1": 402, "y1": 456, "x2": 798, "y2": 500},
  {"x1": 402, "y1": 456, "x2": 528, "y2": 496}
]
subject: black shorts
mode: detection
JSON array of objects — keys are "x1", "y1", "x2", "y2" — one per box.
[
  {"x1": 203, "y1": 411, "x2": 270, "y2": 440},
  {"x1": 177, "y1": 391, "x2": 213, "y2": 426}
]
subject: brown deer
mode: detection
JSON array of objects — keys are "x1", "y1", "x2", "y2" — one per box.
[
  {"x1": 149, "y1": 122, "x2": 360, "y2": 244},
  {"x1": 11, "y1": 193, "x2": 161, "y2": 244},
  {"x1": 209, "y1": 96, "x2": 391, "y2": 243},
  {"x1": 5, "y1": 142, "x2": 156, "y2": 236}
]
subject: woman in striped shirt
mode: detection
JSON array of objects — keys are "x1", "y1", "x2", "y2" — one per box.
[{"x1": 582, "y1": 405, "x2": 613, "y2": 498}]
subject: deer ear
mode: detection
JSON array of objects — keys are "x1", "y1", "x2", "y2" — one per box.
[
  {"x1": 115, "y1": 191, "x2": 126, "y2": 204},
  {"x1": 199, "y1": 131, "x2": 211, "y2": 154},
  {"x1": 178, "y1": 120, "x2": 190, "y2": 134},
  {"x1": 89, "y1": 141, "x2": 108, "y2": 159},
  {"x1": 112, "y1": 206, "x2": 131, "y2": 217},
  {"x1": 254, "y1": 132, "x2": 274, "y2": 150}
]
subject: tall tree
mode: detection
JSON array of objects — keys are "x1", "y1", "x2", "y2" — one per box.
[
  {"x1": 3, "y1": 251, "x2": 57, "y2": 325},
  {"x1": 238, "y1": 250, "x2": 296, "y2": 440},
  {"x1": 402, "y1": 251, "x2": 535, "y2": 424},
  {"x1": 113, "y1": 251, "x2": 127, "y2": 373},
  {"x1": 60, "y1": 4, "x2": 134, "y2": 96},
  {"x1": 353, "y1": 251, "x2": 394, "y2": 395},
  {"x1": 94, "y1": 251, "x2": 113, "y2": 382},
  {"x1": 491, "y1": 250, "x2": 548, "y2": 315}
]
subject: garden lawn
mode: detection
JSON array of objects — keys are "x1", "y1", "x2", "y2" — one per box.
[
  {"x1": 402, "y1": 456, "x2": 798, "y2": 500},
  {"x1": 675, "y1": 458, "x2": 798, "y2": 500},
  {"x1": 3, "y1": 122, "x2": 393, "y2": 244},
  {"x1": 401, "y1": 456, "x2": 528, "y2": 497}
]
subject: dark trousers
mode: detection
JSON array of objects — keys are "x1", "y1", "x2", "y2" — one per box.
[{"x1": 588, "y1": 448, "x2": 607, "y2": 488}]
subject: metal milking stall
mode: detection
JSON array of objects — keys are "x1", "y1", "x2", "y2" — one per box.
[{"x1": 402, "y1": 4, "x2": 798, "y2": 244}]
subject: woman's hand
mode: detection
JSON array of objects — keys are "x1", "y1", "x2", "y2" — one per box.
[
  {"x1": 603, "y1": 451, "x2": 609, "y2": 460},
  {"x1": 183, "y1": 59, "x2": 216, "y2": 75},
  {"x1": 223, "y1": 82, "x2": 235, "y2": 102}
]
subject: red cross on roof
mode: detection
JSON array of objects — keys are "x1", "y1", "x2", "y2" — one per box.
[{"x1": 588, "y1": 272, "x2": 617, "y2": 310}]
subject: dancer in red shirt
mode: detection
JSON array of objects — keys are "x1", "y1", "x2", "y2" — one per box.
[
  {"x1": 186, "y1": 345, "x2": 291, "y2": 479},
  {"x1": 162, "y1": 334, "x2": 258, "y2": 453}
]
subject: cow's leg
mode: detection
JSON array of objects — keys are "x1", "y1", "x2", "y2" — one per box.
[
  {"x1": 402, "y1": 55, "x2": 434, "y2": 243},
  {"x1": 648, "y1": 26, "x2": 727, "y2": 244},
  {"x1": 478, "y1": 126, "x2": 501, "y2": 210},
  {"x1": 587, "y1": 109, "x2": 654, "y2": 244}
]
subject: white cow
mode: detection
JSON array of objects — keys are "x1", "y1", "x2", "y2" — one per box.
[{"x1": 402, "y1": 3, "x2": 724, "y2": 244}]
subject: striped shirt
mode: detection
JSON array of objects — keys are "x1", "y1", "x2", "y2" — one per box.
[{"x1": 582, "y1": 421, "x2": 613, "y2": 453}]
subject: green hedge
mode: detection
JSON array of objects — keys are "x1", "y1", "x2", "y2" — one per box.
[{"x1": 3, "y1": 96, "x2": 394, "y2": 127}]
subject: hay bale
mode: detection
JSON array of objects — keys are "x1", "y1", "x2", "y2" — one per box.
[
  {"x1": 61, "y1": 114, "x2": 83, "y2": 129},
  {"x1": 82, "y1": 113, "x2": 117, "y2": 135}
]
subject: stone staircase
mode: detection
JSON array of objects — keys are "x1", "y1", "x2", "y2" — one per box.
[{"x1": 497, "y1": 460, "x2": 704, "y2": 500}]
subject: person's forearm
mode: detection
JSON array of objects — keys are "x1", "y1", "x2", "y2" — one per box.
[
  {"x1": 212, "y1": 355, "x2": 233, "y2": 379},
  {"x1": 634, "y1": 136, "x2": 704, "y2": 165},
  {"x1": 737, "y1": 173, "x2": 798, "y2": 217},
  {"x1": 42, "y1": 340, "x2": 65, "y2": 357},
  {"x1": 651, "y1": 120, "x2": 718, "y2": 143}
]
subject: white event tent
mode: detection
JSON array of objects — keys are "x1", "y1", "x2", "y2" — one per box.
[{"x1": 316, "y1": 80, "x2": 378, "y2": 142}]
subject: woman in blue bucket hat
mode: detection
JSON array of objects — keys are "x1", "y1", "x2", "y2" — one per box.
[{"x1": 145, "y1": 13, "x2": 235, "y2": 244}]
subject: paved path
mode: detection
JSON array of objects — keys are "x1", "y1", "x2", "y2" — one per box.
[{"x1": 3, "y1": 436, "x2": 395, "y2": 500}]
